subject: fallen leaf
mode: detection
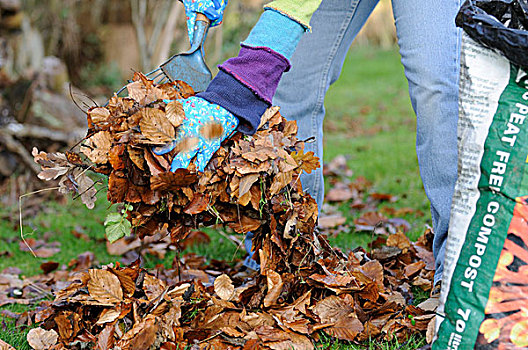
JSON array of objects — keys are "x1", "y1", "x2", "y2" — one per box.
[
  {"x1": 404, "y1": 261, "x2": 426, "y2": 278},
  {"x1": 87, "y1": 269, "x2": 123, "y2": 305},
  {"x1": 88, "y1": 106, "x2": 110, "y2": 126},
  {"x1": 27, "y1": 328, "x2": 58, "y2": 350},
  {"x1": 214, "y1": 274, "x2": 235, "y2": 301},
  {"x1": 312, "y1": 295, "x2": 354, "y2": 324},
  {"x1": 318, "y1": 214, "x2": 347, "y2": 229},
  {"x1": 264, "y1": 270, "x2": 283, "y2": 307},
  {"x1": 96, "y1": 324, "x2": 115, "y2": 350},
  {"x1": 324, "y1": 315, "x2": 364, "y2": 341},
  {"x1": 387, "y1": 232, "x2": 411, "y2": 250},
  {"x1": 96, "y1": 308, "x2": 121, "y2": 325},
  {"x1": 40, "y1": 261, "x2": 59, "y2": 274},
  {"x1": 0, "y1": 338, "x2": 16, "y2": 350}
]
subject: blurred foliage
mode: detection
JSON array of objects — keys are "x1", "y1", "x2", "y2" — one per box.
[{"x1": 12, "y1": 0, "x2": 394, "y2": 95}]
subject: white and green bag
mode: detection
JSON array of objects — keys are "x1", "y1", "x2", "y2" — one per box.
[{"x1": 434, "y1": 1, "x2": 528, "y2": 348}]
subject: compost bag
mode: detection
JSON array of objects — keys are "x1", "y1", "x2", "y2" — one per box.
[{"x1": 434, "y1": 1, "x2": 528, "y2": 349}]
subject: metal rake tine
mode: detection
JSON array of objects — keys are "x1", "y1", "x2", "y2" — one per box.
[
  {"x1": 145, "y1": 67, "x2": 161, "y2": 78},
  {"x1": 149, "y1": 71, "x2": 165, "y2": 82},
  {"x1": 115, "y1": 84, "x2": 128, "y2": 96}
]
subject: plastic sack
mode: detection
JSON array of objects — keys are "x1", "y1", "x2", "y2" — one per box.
[{"x1": 434, "y1": 1, "x2": 528, "y2": 349}]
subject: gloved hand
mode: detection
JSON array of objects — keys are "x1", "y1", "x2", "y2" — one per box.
[
  {"x1": 153, "y1": 96, "x2": 238, "y2": 172},
  {"x1": 182, "y1": 0, "x2": 227, "y2": 42}
]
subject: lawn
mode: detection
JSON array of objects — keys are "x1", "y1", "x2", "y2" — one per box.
[{"x1": 0, "y1": 46, "x2": 429, "y2": 349}]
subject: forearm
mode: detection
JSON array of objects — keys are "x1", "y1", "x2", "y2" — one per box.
[{"x1": 198, "y1": 1, "x2": 323, "y2": 134}]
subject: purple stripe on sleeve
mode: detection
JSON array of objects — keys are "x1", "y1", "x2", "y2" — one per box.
[{"x1": 218, "y1": 45, "x2": 290, "y2": 104}]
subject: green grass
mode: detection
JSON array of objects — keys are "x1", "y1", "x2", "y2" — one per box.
[
  {"x1": 0, "y1": 46, "x2": 429, "y2": 349},
  {"x1": 322, "y1": 47, "x2": 429, "y2": 252}
]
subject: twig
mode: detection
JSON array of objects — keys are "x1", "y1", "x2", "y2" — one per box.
[
  {"x1": 69, "y1": 84, "x2": 88, "y2": 114},
  {"x1": 197, "y1": 331, "x2": 222, "y2": 344},
  {"x1": 71, "y1": 87, "x2": 99, "y2": 108},
  {"x1": 19, "y1": 187, "x2": 60, "y2": 258}
]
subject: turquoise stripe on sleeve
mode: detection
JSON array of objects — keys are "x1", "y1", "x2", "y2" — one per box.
[{"x1": 242, "y1": 9, "x2": 304, "y2": 60}]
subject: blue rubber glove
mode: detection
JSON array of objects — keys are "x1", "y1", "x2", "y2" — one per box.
[
  {"x1": 153, "y1": 96, "x2": 238, "y2": 172},
  {"x1": 182, "y1": 0, "x2": 227, "y2": 42}
]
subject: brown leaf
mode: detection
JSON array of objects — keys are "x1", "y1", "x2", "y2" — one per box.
[
  {"x1": 243, "y1": 339, "x2": 262, "y2": 350},
  {"x1": 87, "y1": 269, "x2": 123, "y2": 305},
  {"x1": 26, "y1": 328, "x2": 58, "y2": 350},
  {"x1": 144, "y1": 148, "x2": 169, "y2": 176},
  {"x1": 221, "y1": 326, "x2": 245, "y2": 338},
  {"x1": 74, "y1": 168, "x2": 97, "y2": 209},
  {"x1": 309, "y1": 274, "x2": 354, "y2": 288},
  {"x1": 117, "y1": 314, "x2": 158, "y2": 350},
  {"x1": 128, "y1": 146, "x2": 146, "y2": 170},
  {"x1": 325, "y1": 185, "x2": 355, "y2": 202},
  {"x1": 96, "y1": 324, "x2": 115, "y2": 350},
  {"x1": 143, "y1": 273, "x2": 167, "y2": 301},
  {"x1": 96, "y1": 308, "x2": 121, "y2": 325},
  {"x1": 81, "y1": 131, "x2": 113, "y2": 164},
  {"x1": 264, "y1": 270, "x2": 283, "y2": 307},
  {"x1": 270, "y1": 172, "x2": 292, "y2": 196},
  {"x1": 324, "y1": 315, "x2": 364, "y2": 341},
  {"x1": 291, "y1": 150, "x2": 320, "y2": 174},
  {"x1": 258, "y1": 106, "x2": 281, "y2": 129},
  {"x1": 387, "y1": 232, "x2": 411, "y2": 250},
  {"x1": 37, "y1": 166, "x2": 69, "y2": 181},
  {"x1": 426, "y1": 318, "x2": 436, "y2": 344},
  {"x1": 404, "y1": 261, "x2": 426, "y2": 279},
  {"x1": 109, "y1": 144, "x2": 126, "y2": 170},
  {"x1": 312, "y1": 294, "x2": 354, "y2": 324},
  {"x1": 214, "y1": 274, "x2": 235, "y2": 301},
  {"x1": 239, "y1": 174, "x2": 259, "y2": 198},
  {"x1": 88, "y1": 107, "x2": 111, "y2": 128},
  {"x1": 165, "y1": 101, "x2": 185, "y2": 128},
  {"x1": 318, "y1": 214, "x2": 346, "y2": 229},
  {"x1": 109, "y1": 267, "x2": 137, "y2": 297},
  {"x1": 178, "y1": 230, "x2": 211, "y2": 250},
  {"x1": 361, "y1": 260, "x2": 384, "y2": 289},
  {"x1": 139, "y1": 108, "x2": 175, "y2": 144},
  {"x1": 172, "y1": 80, "x2": 194, "y2": 98},
  {"x1": 127, "y1": 76, "x2": 167, "y2": 105},
  {"x1": 228, "y1": 216, "x2": 262, "y2": 233},
  {"x1": 0, "y1": 338, "x2": 16, "y2": 350},
  {"x1": 265, "y1": 331, "x2": 314, "y2": 350},
  {"x1": 108, "y1": 172, "x2": 128, "y2": 203},
  {"x1": 40, "y1": 261, "x2": 59, "y2": 274},
  {"x1": 55, "y1": 311, "x2": 81, "y2": 340},
  {"x1": 183, "y1": 193, "x2": 209, "y2": 215},
  {"x1": 151, "y1": 169, "x2": 197, "y2": 191}
]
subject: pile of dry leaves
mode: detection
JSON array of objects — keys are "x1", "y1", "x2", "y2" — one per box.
[
  {"x1": 12, "y1": 229, "x2": 435, "y2": 350},
  {"x1": 23, "y1": 74, "x2": 436, "y2": 349}
]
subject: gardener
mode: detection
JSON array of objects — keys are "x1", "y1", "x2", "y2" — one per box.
[{"x1": 159, "y1": 0, "x2": 461, "y2": 296}]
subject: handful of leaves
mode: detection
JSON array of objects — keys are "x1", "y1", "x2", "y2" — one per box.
[{"x1": 34, "y1": 72, "x2": 320, "y2": 245}]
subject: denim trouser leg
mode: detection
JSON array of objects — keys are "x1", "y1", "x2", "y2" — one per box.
[
  {"x1": 391, "y1": 0, "x2": 461, "y2": 284},
  {"x1": 273, "y1": 0, "x2": 461, "y2": 285},
  {"x1": 273, "y1": 0, "x2": 380, "y2": 210}
]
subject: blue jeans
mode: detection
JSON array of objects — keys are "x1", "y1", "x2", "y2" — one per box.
[{"x1": 272, "y1": 0, "x2": 461, "y2": 285}]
